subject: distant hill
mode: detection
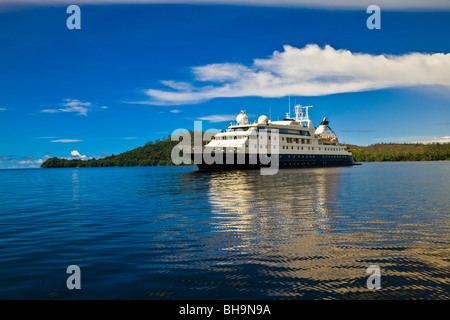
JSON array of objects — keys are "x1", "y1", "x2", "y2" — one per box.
[
  {"x1": 41, "y1": 136, "x2": 450, "y2": 168},
  {"x1": 41, "y1": 134, "x2": 189, "y2": 168},
  {"x1": 347, "y1": 143, "x2": 450, "y2": 162}
]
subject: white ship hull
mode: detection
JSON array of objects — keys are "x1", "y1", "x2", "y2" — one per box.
[{"x1": 192, "y1": 106, "x2": 357, "y2": 171}]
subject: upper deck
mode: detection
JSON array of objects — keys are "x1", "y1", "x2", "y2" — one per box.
[{"x1": 204, "y1": 106, "x2": 350, "y2": 156}]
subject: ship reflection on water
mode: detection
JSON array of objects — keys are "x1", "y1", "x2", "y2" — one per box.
[
  {"x1": 199, "y1": 167, "x2": 362, "y2": 299},
  {"x1": 188, "y1": 165, "x2": 449, "y2": 299},
  {"x1": 206, "y1": 167, "x2": 339, "y2": 236}
]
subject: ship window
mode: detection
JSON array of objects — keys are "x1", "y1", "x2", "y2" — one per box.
[{"x1": 282, "y1": 137, "x2": 285, "y2": 141}]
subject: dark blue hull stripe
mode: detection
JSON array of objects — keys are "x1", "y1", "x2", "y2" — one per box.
[{"x1": 192, "y1": 153, "x2": 355, "y2": 170}]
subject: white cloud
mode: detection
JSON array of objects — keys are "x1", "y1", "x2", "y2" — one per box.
[
  {"x1": 71, "y1": 150, "x2": 82, "y2": 157},
  {"x1": 40, "y1": 99, "x2": 107, "y2": 116},
  {"x1": 0, "y1": 108, "x2": 6, "y2": 111},
  {"x1": 66, "y1": 150, "x2": 92, "y2": 160},
  {"x1": 122, "y1": 137, "x2": 138, "y2": 139},
  {"x1": 144, "y1": 44, "x2": 450, "y2": 105},
  {"x1": 169, "y1": 109, "x2": 182, "y2": 113},
  {"x1": 413, "y1": 136, "x2": 450, "y2": 144},
  {"x1": 17, "y1": 157, "x2": 44, "y2": 164},
  {"x1": 198, "y1": 114, "x2": 237, "y2": 123},
  {"x1": 0, "y1": 155, "x2": 52, "y2": 167},
  {"x1": 2, "y1": 1, "x2": 449, "y2": 11},
  {"x1": 51, "y1": 139, "x2": 83, "y2": 143},
  {"x1": 374, "y1": 136, "x2": 450, "y2": 144}
]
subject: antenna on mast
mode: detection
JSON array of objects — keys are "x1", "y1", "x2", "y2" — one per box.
[
  {"x1": 294, "y1": 104, "x2": 302, "y2": 121},
  {"x1": 288, "y1": 96, "x2": 291, "y2": 118},
  {"x1": 303, "y1": 105, "x2": 313, "y2": 120}
]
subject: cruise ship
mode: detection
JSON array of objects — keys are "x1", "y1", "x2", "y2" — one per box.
[{"x1": 192, "y1": 105, "x2": 356, "y2": 171}]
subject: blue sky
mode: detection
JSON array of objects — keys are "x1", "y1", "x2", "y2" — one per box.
[{"x1": 0, "y1": 1, "x2": 449, "y2": 168}]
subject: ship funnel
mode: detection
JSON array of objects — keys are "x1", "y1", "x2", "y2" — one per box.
[{"x1": 320, "y1": 117, "x2": 329, "y2": 126}]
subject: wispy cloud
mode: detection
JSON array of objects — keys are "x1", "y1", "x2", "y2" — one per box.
[
  {"x1": 122, "y1": 137, "x2": 138, "y2": 140},
  {"x1": 374, "y1": 136, "x2": 450, "y2": 144},
  {"x1": 40, "y1": 99, "x2": 106, "y2": 116},
  {"x1": 16, "y1": 156, "x2": 48, "y2": 165},
  {"x1": 0, "y1": 108, "x2": 7, "y2": 111},
  {"x1": 2, "y1": 1, "x2": 449, "y2": 11},
  {"x1": 170, "y1": 109, "x2": 182, "y2": 113},
  {"x1": 413, "y1": 136, "x2": 450, "y2": 144},
  {"x1": 198, "y1": 114, "x2": 237, "y2": 123},
  {"x1": 342, "y1": 129, "x2": 376, "y2": 133},
  {"x1": 144, "y1": 44, "x2": 450, "y2": 105},
  {"x1": 0, "y1": 155, "x2": 51, "y2": 168},
  {"x1": 51, "y1": 139, "x2": 83, "y2": 143}
]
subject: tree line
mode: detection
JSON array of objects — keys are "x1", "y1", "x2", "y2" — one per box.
[
  {"x1": 41, "y1": 137, "x2": 450, "y2": 168},
  {"x1": 347, "y1": 142, "x2": 450, "y2": 162}
]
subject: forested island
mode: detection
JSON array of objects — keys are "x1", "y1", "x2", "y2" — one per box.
[
  {"x1": 346, "y1": 143, "x2": 450, "y2": 162},
  {"x1": 41, "y1": 136, "x2": 450, "y2": 168}
]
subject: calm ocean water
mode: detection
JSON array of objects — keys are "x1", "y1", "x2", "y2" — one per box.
[{"x1": 0, "y1": 162, "x2": 448, "y2": 300}]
